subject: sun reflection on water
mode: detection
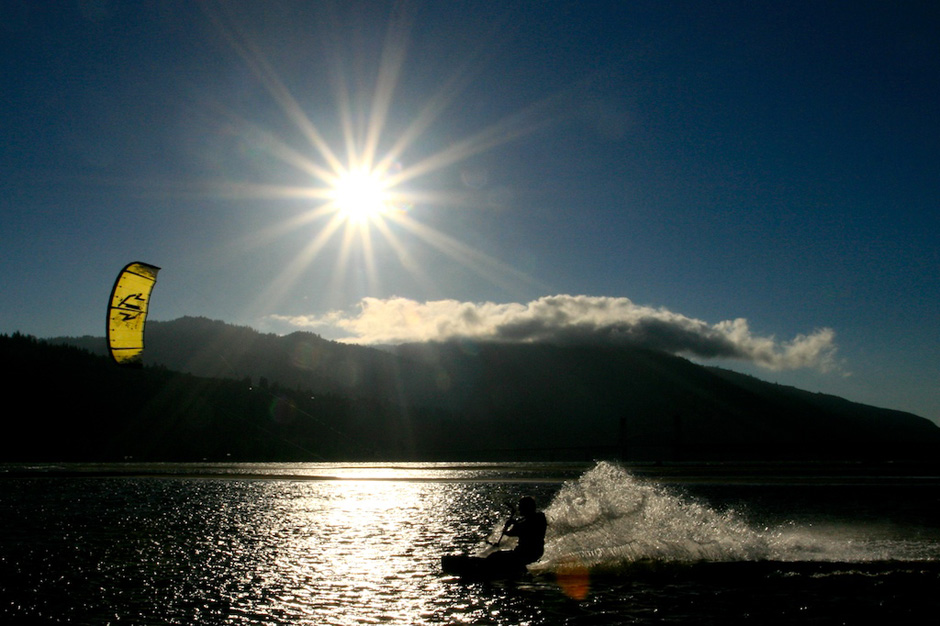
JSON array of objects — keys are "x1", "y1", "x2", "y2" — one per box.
[
  {"x1": 5, "y1": 467, "x2": 940, "y2": 624},
  {"x1": 237, "y1": 480, "x2": 462, "y2": 625}
]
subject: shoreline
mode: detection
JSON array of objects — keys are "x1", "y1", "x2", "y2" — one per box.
[{"x1": 3, "y1": 459, "x2": 940, "y2": 484}]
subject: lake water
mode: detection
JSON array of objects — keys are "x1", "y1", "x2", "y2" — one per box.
[{"x1": 2, "y1": 461, "x2": 939, "y2": 624}]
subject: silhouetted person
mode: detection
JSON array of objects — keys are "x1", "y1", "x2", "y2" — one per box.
[{"x1": 487, "y1": 496, "x2": 547, "y2": 571}]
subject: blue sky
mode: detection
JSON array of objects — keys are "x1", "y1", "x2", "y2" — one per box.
[{"x1": 2, "y1": 1, "x2": 938, "y2": 424}]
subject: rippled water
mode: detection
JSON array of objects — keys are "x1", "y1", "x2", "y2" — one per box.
[{"x1": 2, "y1": 461, "x2": 939, "y2": 624}]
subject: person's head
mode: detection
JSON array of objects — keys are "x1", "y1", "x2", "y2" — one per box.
[{"x1": 518, "y1": 496, "x2": 537, "y2": 516}]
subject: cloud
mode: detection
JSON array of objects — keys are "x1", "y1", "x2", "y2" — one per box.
[{"x1": 269, "y1": 295, "x2": 839, "y2": 372}]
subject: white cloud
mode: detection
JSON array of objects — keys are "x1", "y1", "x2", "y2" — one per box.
[{"x1": 269, "y1": 295, "x2": 839, "y2": 372}]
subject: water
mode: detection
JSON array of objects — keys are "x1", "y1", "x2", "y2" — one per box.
[{"x1": 2, "y1": 461, "x2": 939, "y2": 624}]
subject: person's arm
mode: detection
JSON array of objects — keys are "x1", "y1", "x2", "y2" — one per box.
[{"x1": 504, "y1": 517, "x2": 527, "y2": 537}]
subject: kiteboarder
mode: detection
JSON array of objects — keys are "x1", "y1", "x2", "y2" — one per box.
[
  {"x1": 441, "y1": 495, "x2": 548, "y2": 579},
  {"x1": 486, "y1": 495, "x2": 547, "y2": 570}
]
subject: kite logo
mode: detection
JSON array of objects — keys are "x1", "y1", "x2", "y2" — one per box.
[{"x1": 117, "y1": 294, "x2": 147, "y2": 320}]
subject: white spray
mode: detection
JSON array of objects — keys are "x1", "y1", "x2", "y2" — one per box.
[{"x1": 537, "y1": 462, "x2": 770, "y2": 570}]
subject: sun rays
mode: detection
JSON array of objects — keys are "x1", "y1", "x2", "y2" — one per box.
[{"x1": 197, "y1": 2, "x2": 548, "y2": 319}]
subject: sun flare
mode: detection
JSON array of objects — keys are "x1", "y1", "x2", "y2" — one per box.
[
  {"x1": 332, "y1": 168, "x2": 389, "y2": 224},
  {"x1": 202, "y1": 2, "x2": 542, "y2": 314}
]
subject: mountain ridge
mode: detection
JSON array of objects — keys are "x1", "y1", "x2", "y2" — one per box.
[{"x1": 37, "y1": 316, "x2": 940, "y2": 462}]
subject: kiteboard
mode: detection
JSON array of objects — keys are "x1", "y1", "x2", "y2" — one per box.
[{"x1": 441, "y1": 554, "x2": 528, "y2": 581}]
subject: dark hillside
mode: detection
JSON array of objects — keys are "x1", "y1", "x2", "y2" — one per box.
[
  {"x1": 2, "y1": 333, "x2": 389, "y2": 461},
  {"x1": 45, "y1": 319, "x2": 940, "y2": 462},
  {"x1": 390, "y1": 342, "x2": 940, "y2": 460}
]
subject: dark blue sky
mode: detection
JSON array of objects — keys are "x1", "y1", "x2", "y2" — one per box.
[{"x1": 2, "y1": 1, "x2": 938, "y2": 423}]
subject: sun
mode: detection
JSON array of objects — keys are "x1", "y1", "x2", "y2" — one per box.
[
  {"x1": 332, "y1": 168, "x2": 390, "y2": 224},
  {"x1": 199, "y1": 1, "x2": 542, "y2": 312}
]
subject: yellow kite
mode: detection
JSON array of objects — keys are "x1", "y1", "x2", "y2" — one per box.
[{"x1": 107, "y1": 262, "x2": 160, "y2": 365}]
